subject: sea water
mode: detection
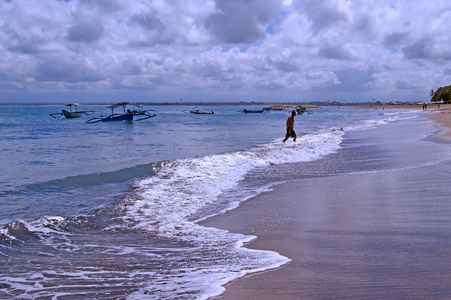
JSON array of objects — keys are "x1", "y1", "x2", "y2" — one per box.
[{"x1": 0, "y1": 104, "x2": 423, "y2": 299}]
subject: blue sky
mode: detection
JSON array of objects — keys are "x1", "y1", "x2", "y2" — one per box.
[{"x1": 1, "y1": 0, "x2": 451, "y2": 103}]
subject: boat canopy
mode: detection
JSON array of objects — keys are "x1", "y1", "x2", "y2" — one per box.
[{"x1": 107, "y1": 102, "x2": 129, "y2": 110}]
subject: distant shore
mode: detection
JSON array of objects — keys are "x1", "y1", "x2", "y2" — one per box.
[
  {"x1": 356, "y1": 103, "x2": 451, "y2": 111},
  {"x1": 0, "y1": 101, "x2": 430, "y2": 108},
  {"x1": 2, "y1": 101, "x2": 448, "y2": 110},
  {"x1": 0, "y1": 101, "x2": 326, "y2": 107}
]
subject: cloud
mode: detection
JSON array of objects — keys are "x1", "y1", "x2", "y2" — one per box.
[
  {"x1": 318, "y1": 45, "x2": 353, "y2": 60},
  {"x1": 291, "y1": 0, "x2": 348, "y2": 33},
  {"x1": 333, "y1": 69, "x2": 375, "y2": 92},
  {"x1": 204, "y1": 0, "x2": 280, "y2": 44},
  {"x1": 402, "y1": 39, "x2": 430, "y2": 59},
  {"x1": 67, "y1": 20, "x2": 104, "y2": 43},
  {"x1": 35, "y1": 58, "x2": 104, "y2": 83},
  {"x1": 0, "y1": 0, "x2": 451, "y2": 103}
]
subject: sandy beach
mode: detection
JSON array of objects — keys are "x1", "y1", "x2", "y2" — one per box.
[
  {"x1": 428, "y1": 110, "x2": 451, "y2": 138},
  {"x1": 204, "y1": 108, "x2": 451, "y2": 299}
]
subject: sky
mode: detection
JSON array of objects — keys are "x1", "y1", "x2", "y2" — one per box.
[{"x1": 1, "y1": 0, "x2": 451, "y2": 104}]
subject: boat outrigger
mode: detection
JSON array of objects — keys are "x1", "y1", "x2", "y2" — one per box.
[
  {"x1": 50, "y1": 103, "x2": 94, "y2": 119},
  {"x1": 85, "y1": 102, "x2": 156, "y2": 124}
]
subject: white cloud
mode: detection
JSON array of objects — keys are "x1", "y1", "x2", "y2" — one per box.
[{"x1": 0, "y1": 0, "x2": 450, "y2": 103}]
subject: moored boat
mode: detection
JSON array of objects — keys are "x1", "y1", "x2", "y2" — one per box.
[
  {"x1": 50, "y1": 103, "x2": 94, "y2": 118},
  {"x1": 240, "y1": 108, "x2": 265, "y2": 113},
  {"x1": 86, "y1": 102, "x2": 156, "y2": 124},
  {"x1": 185, "y1": 106, "x2": 215, "y2": 114}
]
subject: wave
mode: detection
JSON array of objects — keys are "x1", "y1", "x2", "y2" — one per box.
[
  {"x1": 11, "y1": 162, "x2": 165, "y2": 195},
  {"x1": 118, "y1": 109, "x2": 415, "y2": 238},
  {"x1": 119, "y1": 128, "x2": 346, "y2": 237},
  {"x1": 111, "y1": 127, "x2": 357, "y2": 298},
  {"x1": 0, "y1": 110, "x2": 413, "y2": 243},
  {"x1": 0, "y1": 109, "x2": 424, "y2": 244},
  {"x1": 0, "y1": 216, "x2": 68, "y2": 245}
]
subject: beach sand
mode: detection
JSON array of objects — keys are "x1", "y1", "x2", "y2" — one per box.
[
  {"x1": 203, "y1": 110, "x2": 451, "y2": 299},
  {"x1": 429, "y1": 110, "x2": 451, "y2": 138}
]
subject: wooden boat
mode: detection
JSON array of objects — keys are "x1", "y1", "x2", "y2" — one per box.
[
  {"x1": 240, "y1": 108, "x2": 265, "y2": 113},
  {"x1": 186, "y1": 106, "x2": 214, "y2": 114},
  {"x1": 86, "y1": 102, "x2": 156, "y2": 123},
  {"x1": 50, "y1": 103, "x2": 94, "y2": 118},
  {"x1": 263, "y1": 105, "x2": 317, "y2": 114},
  {"x1": 263, "y1": 104, "x2": 299, "y2": 111}
]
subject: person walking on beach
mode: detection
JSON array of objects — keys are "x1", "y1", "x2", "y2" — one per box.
[{"x1": 283, "y1": 110, "x2": 297, "y2": 142}]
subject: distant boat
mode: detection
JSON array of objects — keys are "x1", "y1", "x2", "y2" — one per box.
[
  {"x1": 185, "y1": 106, "x2": 215, "y2": 114},
  {"x1": 240, "y1": 108, "x2": 265, "y2": 113},
  {"x1": 264, "y1": 105, "x2": 287, "y2": 111},
  {"x1": 85, "y1": 102, "x2": 156, "y2": 123},
  {"x1": 263, "y1": 105, "x2": 317, "y2": 114},
  {"x1": 50, "y1": 103, "x2": 94, "y2": 119}
]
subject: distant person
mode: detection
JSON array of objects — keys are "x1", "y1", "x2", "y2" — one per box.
[{"x1": 283, "y1": 110, "x2": 297, "y2": 142}]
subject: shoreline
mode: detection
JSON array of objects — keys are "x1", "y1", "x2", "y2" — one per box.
[
  {"x1": 204, "y1": 111, "x2": 451, "y2": 299},
  {"x1": 359, "y1": 103, "x2": 451, "y2": 138},
  {"x1": 428, "y1": 110, "x2": 451, "y2": 138},
  {"x1": 355, "y1": 103, "x2": 451, "y2": 111}
]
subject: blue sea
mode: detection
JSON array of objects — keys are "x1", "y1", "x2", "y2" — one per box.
[{"x1": 0, "y1": 104, "x2": 423, "y2": 299}]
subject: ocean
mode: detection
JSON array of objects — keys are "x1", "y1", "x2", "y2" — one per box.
[{"x1": 0, "y1": 104, "x2": 425, "y2": 299}]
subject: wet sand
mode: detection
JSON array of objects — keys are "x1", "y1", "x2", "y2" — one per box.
[
  {"x1": 204, "y1": 113, "x2": 451, "y2": 299},
  {"x1": 429, "y1": 110, "x2": 451, "y2": 138}
]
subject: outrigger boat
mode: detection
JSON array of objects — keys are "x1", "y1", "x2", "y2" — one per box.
[
  {"x1": 85, "y1": 102, "x2": 156, "y2": 124},
  {"x1": 185, "y1": 106, "x2": 214, "y2": 114},
  {"x1": 263, "y1": 104, "x2": 317, "y2": 114},
  {"x1": 50, "y1": 103, "x2": 94, "y2": 118},
  {"x1": 240, "y1": 108, "x2": 265, "y2": 113}
]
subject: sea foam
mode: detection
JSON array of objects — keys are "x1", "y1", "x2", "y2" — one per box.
[{"x1": 116, "y1": 129, "x2": 346, "y2": 299}]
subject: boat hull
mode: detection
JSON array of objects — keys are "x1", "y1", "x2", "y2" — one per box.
[
  {"x1": 62, "y1": 110, "x2": 82, "y2": 118},
  {"x1": 243, "y1": 110, "x2": 264, "y2": 113},
  {"x1": 101, "y1": 114, "x2": 133, "y2": 122},
  {"x1": 190, "y1": 111, "x2": 214, "y2": 114}
]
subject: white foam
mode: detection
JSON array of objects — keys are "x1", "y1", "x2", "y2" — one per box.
[
  {"x1": 120, "y1": 129, "x2": 345, "y2": 236},
  {"x1": 116, "y1": 129, "x2": 346, "y2": 299}
]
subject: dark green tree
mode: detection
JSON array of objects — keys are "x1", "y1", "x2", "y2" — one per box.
[{"x1": 431, "y1": 85, "x2": 451, "y2": 103}]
